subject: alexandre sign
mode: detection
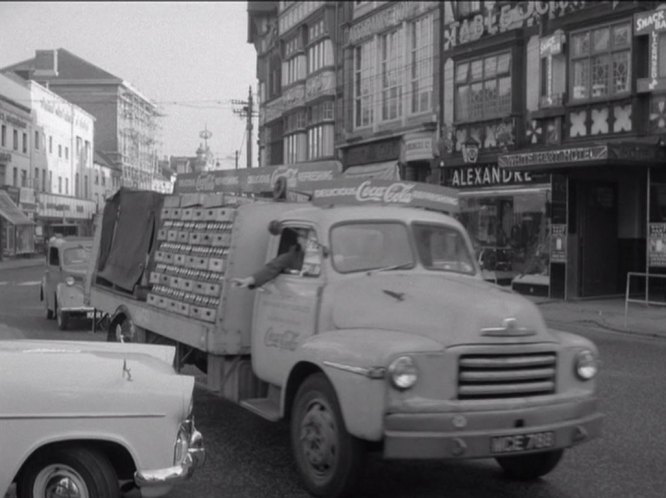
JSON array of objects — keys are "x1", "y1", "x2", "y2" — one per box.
[{"x1": 444, "y1": 164, "x2": 545, "y2": 188}]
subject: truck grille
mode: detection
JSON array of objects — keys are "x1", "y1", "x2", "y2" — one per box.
[{"x1": 457, "y1": 352, "x2": 557, "y2": 400}]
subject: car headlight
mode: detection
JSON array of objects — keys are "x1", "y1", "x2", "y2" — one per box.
[
  {"x1": 65, "y1": 276, "x2": 75, "y2": 286},
  {"x1": 174, "y1": 419, "x2": 192, "y2": 465},
  {"x1": 388, "y1": 356, "x2": 418, "y2": 390},
  {"x1": 574, "y1": 349, "x2": 599, "y2": 380}
]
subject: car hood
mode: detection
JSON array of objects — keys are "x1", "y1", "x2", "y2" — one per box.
[
  {"x1": 0, "y1": 340, "x2": 192, "y2": 416},
  {"x1": 327, "y1": 273, "x2": 556, "y2": 347}
]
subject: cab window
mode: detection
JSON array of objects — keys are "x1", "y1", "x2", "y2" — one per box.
[
  {"x1": 48, "y1": 247, "x2": 59, "y2": 266},
  {"x1": 277, "y1": 227, "x2": 321, "y2": 277},
  {"x1": 413, "y1": 223, "x2": 475, "y2": 274},
  {"x1": 330, "y1": 222, "x2": 414, "y2": 273}
]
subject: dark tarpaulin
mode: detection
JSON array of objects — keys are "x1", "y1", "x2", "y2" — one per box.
[{"x1": 97, "y1": 188, "x2": 164, "y2": 292}]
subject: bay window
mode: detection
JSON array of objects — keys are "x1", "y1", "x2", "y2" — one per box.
[
  {"x1": 570, "y1": 22, "x2": 631, "y2": 101},
  {"x1": 307, "y1": 100, "x2": 334, "y2": 159},
  {"x1": 455, "y1": 51, "x2": 511, "y2": 122}
]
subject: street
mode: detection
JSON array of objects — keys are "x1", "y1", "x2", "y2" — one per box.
[{"x1": 2, "y1": 264, "x2": 665, "y2": 498}]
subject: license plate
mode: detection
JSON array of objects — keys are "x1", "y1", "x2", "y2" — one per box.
[
  {"x1": 490, "y1": 431, "x2": 555, "y2": 454},
  {"x1": 86, "y1": 311, "x2": 96, "y2": 319}
]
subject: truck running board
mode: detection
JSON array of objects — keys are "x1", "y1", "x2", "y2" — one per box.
[{"x1": 240, "y1": 397, "x2": 281, "y2": 422}]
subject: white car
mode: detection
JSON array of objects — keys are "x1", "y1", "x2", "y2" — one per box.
[{"x1": 0, "y1": 340, "x2": 205, "y2": 498}]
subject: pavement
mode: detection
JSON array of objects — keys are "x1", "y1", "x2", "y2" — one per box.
[{"x1": 1, "y1": 255, "x2": 664, "y2": 340}]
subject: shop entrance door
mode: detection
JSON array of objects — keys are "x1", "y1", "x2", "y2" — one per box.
[{"x1": 578, "y1": 181, "x2": 618, "y2": 297}]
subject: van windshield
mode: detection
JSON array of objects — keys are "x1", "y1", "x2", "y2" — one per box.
[
  {"x1": 330, "y1": 222, "x2": 414, "y2": 273},
  {"x1": 63, "y1": 246, "x2": 91, "y2": 266}
]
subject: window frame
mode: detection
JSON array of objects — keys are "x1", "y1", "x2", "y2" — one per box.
[
  {"x1": 354, "y1": 39, "x2": 375, "y2": 129},
  {"x1": 409, "y1": 13, "x2": 434, "y2": 115},
  {"x1": 568, "y1": 20, "x2": 632, "y2": 103}
]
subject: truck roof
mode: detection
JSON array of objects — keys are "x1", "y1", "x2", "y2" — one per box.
[{"x1": 278, "y1": 204, "x2": 465, "y2": 230}]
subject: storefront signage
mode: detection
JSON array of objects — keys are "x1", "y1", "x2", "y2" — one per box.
[
  {"x1": 311, "y1": 178, "x2": 459, "y2": 213},
  {"x1": 444, "y1": 164, "x2": 545, "y2": 188},
  {"x1": 443, "y1": 1, "x2": 591, "y2": 50},
  {"x1": 404, "y1": 135, "x2": 433, "y2": 162},
  {"x1": 345, "y1": 138, "x2": 401, "y2": 167},
  {"x1": 499, "y1": 145, "x2": 608, "y2": 169},
  {"x1": 0, "y1": 152, "x2": 11, "y2": 163},
  {"x1": 175, "y1": 161, "x2": 342, "y2": 195},
  {"x1": 634, "y1": 9, "x2": 666, "y2": 92},
  {"x1": 649, "y1": 223, "x2": 666, "y2": 267},
  {"x1": 0, "y1": 111, "x2": 28, "y2": 129},
  {"x1": 349, "y1": 1, "x2": 437, "y2": 45},
  {"x1": 550, "y1": 224, "x2": 567, "y2": 263},
  {"x1": 305, "y1": 70, "x2": 335, "y2": 101}
]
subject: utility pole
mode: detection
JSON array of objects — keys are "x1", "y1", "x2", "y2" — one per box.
[{"x1": 232, "y1": 86, "x2": 258, "y2": 168}]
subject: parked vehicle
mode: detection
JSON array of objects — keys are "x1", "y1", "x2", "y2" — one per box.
[
  {"x1": 87, "y1": 162, "x2": 602, "y2": 498},
  {"x1": 40, "y1": 236, "x2": 96, "y2": 330},
  {"x1": 0, "y1": 339, "x2": 205, "y2": 498}
]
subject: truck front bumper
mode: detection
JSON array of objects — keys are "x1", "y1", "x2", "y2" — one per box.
[
  {"x1": 383, "y1": 396, "x2": 602, "y2": 459},
  {"x1": 134, "y1": 419, "x2": 205, "y2": 492}
]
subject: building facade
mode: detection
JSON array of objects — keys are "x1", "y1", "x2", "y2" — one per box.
[{"x1": 2, "y1": 49, "x2": 162, "y2": 191}]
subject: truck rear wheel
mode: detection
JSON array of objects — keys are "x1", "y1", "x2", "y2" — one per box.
[
  {"x1": 107, "y1": 315, "x2": 144, "y2": 343},
  {"x1": 291, "y1": 373, "x2": 365, "y2": 498},
  {"x1": 496, "y1": 449, "x2": 564, "y2": 480}
]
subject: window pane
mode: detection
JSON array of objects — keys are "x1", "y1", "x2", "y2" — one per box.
[
  {"x1": 497, "y1": 53, "x2": 511, "y2": 74},
  {"x1": 470, "y1": 60, "x2": 483, "y2": 80},
  {"x1": 484, "y1": 55, "x2": 497, "y2": 78},
  {"x1": 591, "y1": 54, "x2": 609, "y2": 97},
  {"x1": 612, "y1": 23, "x2": 630, "y2": 48},
  {"x1": 613, "y1": 50, "x2": 630, "y2": 93},
  {"x1": 484, "y1": 79, "x2": 498, "y2": 116},
  {"x1": 456, "y1": 63, "x2": 469, "y2": 83},
  {"x1": 456, "y1": 85, "x2": 469, "y2": 121},
  {"x1": 572, "y1": 59, "x2": 589, "y2": 100},
  {"x1": 593, "y1": 28, "x2": 609, "y2": 52},
  {"x1": 470, "y1": 82, "x2": 484, "y2": 120},
  {"x1": 572, "y1": 32, "x2": 590, "y2": 57},
  {"x1": 498, "y1": 77, "x2": 511, "y2": 114},
  {"x1": 660, "y1": 34, "x2": 666, "y2": 78}
]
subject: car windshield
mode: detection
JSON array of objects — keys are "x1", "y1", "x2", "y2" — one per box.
[
  {"x1": 63, "y1": 246, "x2": 91, "y2": 266},
  {"x1": 330, "y1": 222, "x2": 414, "y2": 273},
  {"x1": 413, "y1": 223, "x2": 475, "y2": 275}
]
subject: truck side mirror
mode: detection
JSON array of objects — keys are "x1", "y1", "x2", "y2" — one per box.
[{"x1": 268, "y1": 220, "x2": 283, "y2": 236}]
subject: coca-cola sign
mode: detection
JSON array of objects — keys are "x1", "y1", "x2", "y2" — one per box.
[{"x1": 312, "y1": 179, "x2": 459, "y2": 213}]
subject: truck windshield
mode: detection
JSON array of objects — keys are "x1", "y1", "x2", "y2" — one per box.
[
  {"x1": 330, "y1": 222, "x2": 414, "y2": 274},
  {"x1": 63, "y1": 246, "x2": 91, "y2": 266},
  {"x1": 412, "y1": 223, "x2": 475, "y2": 275}
]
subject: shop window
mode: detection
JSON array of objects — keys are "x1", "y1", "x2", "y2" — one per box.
[
  {"x1": 410, "y1": 13, "x2": 434, "y2": 114},
  {"x1": 456, "y1": 51, "x2": 512, "y2": 122},
  {"x1": 570, "y1": 22, "x2": 631, "y2": 101}
]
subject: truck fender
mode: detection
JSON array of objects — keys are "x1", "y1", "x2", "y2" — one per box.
[{"x1": 284, "y1": 329, "x2": 443, "y2": 441}]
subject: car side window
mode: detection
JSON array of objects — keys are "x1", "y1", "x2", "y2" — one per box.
[{"x1": 49, "y1": 247, "x2": 59, "y2": 267}]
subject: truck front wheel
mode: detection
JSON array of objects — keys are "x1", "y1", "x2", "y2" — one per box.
[
  {"x1": 496, "y1": 449, "x2": 564, "y2": 480},
  {"x1": 291, "y1": 373, "x2": 365, "y2": 498}
]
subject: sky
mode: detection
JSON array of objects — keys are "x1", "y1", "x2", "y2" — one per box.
[{"x1": 0, "y1": 1, "x2": 258, "y2": 169}]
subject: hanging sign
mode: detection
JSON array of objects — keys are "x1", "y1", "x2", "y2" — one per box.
[{"x1": 634, "y1": 8, "x2": 666, "y2": 92}]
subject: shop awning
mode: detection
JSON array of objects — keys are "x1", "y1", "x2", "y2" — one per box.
[
  {"x1": 498, "y1": 142, "x2": 666, "y2": 172},
  {"x1": 0, "y1": 190, "x2": 34, "y2": 226},
  {"x1": 342, "y1": 161, "x2": 401, "y2": 180}
]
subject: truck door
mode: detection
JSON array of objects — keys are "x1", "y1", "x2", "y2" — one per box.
[{"x1": 251, "y1": 225, "x2": 323, "y2": 384}]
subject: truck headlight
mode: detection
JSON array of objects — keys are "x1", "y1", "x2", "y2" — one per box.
[
  {"x1": 574, "y1": 350, "x2": 598, "y2": 380},
  {"x1": 388, "y1": 356, "x2": 418, "y2": 390},
  {"x1": 174, "y1": 419, "x2": 192, "y2": 465},
  {"x1": 65, "y1": 276, "x2": 75, "y2": 286}
]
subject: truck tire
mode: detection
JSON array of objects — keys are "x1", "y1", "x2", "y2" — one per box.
[
  {"x1": 17, "y1": 445, "x2": 120, "y2": 498},
  {"x1": 496, "y1": 449, "x2": 564, "y2": 480},
  {"x1": 107, "y1": 315, "x2": 144, "y2": 343},
  {"x1": 291, "y1": 373, "x2": 365, "y2": 498}
]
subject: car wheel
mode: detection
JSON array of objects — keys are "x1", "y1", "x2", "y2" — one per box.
[
  {"x1": 496, "y1": 449, "x2": 564, "y2": 480},
  {"x1": 56, "y1": 307, "x2": 69, "y2": 331},
  {"x1": 291, "y1": 373, "x2": 365, "y2": 498},
  {"x1": 17, "y1": 445, "x2": 120, "y2": 498}
]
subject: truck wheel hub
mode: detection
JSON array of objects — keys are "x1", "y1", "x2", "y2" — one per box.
[{"x1": 301, "y1": 401, "x2": 336, "y2": 470}]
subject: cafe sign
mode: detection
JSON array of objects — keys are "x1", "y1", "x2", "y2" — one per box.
[{"x1": 634, "y1": 8, "x2": 666, "y2": 92}]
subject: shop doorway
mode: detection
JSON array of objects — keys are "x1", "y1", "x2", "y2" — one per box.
[{"x1": 578, "y1": 181, "x2": 618, "y2": 297}]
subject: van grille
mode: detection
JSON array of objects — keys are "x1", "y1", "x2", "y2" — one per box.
[{"x1": 457, "y1": 352, "x2": 557, "y2": 400}]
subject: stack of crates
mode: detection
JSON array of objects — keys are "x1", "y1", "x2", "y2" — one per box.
[{"x1": 146, "y1": 193, "x2": 239, "y2": 323}]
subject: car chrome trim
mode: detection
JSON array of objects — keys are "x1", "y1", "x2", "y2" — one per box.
[
  {"x1": 134, "y1": 418, "x2": 205, "y2": 487},
  {"x1": 323, "y1": 361, "x2": 386, "y2": 379}
]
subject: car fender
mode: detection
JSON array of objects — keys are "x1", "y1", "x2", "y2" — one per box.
[{"x1": 286, "y1": 329, "x2": 443, "y2": 441}]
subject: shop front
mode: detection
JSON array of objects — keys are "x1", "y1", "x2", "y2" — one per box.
[
  {"x1": 341, "y1": 137, "x2": 402, "y2": 180},
  {"x1": 441, "y1": 163, "x2": 552, "y2": 294},
  {"x1": 37, "y1": 193, "x2": 97, "y2": 240},
  {"x1": 499, "y1": 142, "x2": 666, "y2": 300},
  {"x1": 0, "y1": 188, "x2": 34, "y2": 257}
]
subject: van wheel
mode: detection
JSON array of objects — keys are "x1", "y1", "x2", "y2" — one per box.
[
  {"x1": 17, "y1": 445, "x2": 120, "y2": 498},
  {"x1": 45, "y1": 291, "x2": 54, "y2": 319},
  {"x1": 56, "y1": 307, "x2": 69, "y2": 331},
  {"x1": 291, "y1": 373, "x2": 365, "y2": 497},
  {"x1": 496, "y1": 449, "x2": 564, "y2": 480}
]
